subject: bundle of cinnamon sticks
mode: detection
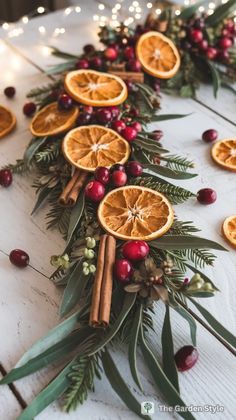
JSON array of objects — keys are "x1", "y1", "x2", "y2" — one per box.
[
  {"x1": 59, "y1": 169, "x2": 88, "y2": 207},
  {"x1": 89, "y1": 234, "x2": 116, "y2": 328}
]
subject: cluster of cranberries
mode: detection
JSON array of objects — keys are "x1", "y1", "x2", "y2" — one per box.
[
  {"x1": 84, "y1": 161, "x2": 143, "y2": 202},
  {"x1": 114, "y1": 240, "x2": 150, "y2": 282},
  {"x1": 182, "y1": 17, "x2": 235, "y2": 62}
]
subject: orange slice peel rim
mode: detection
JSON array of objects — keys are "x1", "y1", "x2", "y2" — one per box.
[
  {"x1": 222, "y1": 215, "x2": 236, "y2": 249},
  {"x1": 211, "y1": 139, "x2": 236, "y2": 172},
  {"x1": 0, "y1": 104, "x2": 17, "y2": 139}
]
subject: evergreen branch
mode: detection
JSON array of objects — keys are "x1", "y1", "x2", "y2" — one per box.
[
  {"x1": 162, "y1": 155, "x2": 195, "y2": 171},
  {"x1": 35, "y1": 143, "x2": 61, "y2": 164},
  {"x1": 3, "y1": 159, "x2": 32, "y2": 174},
  {"x1": 169, "y1": 220, "x2": 200, "y2": 235},
  {"x1": 27, "y1": 81, "x2": 61, "y2": 99}
]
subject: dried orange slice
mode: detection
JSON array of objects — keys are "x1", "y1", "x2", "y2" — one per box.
[
  {"x1": 64, "y1": 70, "x2": 128, "y2": 106},
  {"x1": 222, "y1": 215, "x2": 236, "y2": 249},
  {"x1": 30, "y1": 102, "x2": 79, "y2": 137},
  {"x1": 136, "y1": 31, "x2": 180, "y2": 79},
  {"x1": 62, "y1": 125, "x2": 130, "y2": 172},
  {"x1": 0, "y1": 105, "x2": 16, "y2": 139},
  {"x1": 211, "y1": 139, "x2": 236, "y2": 172},
  {"x1": 98, "y1": 185, "x2": 174, "y2": 241}
]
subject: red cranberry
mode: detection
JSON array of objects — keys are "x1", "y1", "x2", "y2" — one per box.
[
  {"x1": 114, "y1": 259, "x2": 133, "y2": 282},
  {"x1": 110, "y1": 164, "x2": 126, "y2": 173},
  {"x1": 199, "y1": 39, "x2": 208, "y2": 50},
  {"x1": 82, "y1": 105, "x2": 93, "y2": 114},
  {"x1": 23, "y1": 102, "x2": 36, "y2": 117},
  {"x1": 151, "y1": 130, "x2": 163, "y2": 141},
  {"x1": 83, "y1": 44, "x2": 95, "y2": 54},
  {"x1": 175, "y1": 346, "x2": 199, "y2": 372},
  {"x1": 104, "y1": 47, "x2": 118, "y2": 61},
  {"x1": 202, "y1": 129, "x2": 218, "y2": 143},
  {"x1": 49, "y1": 89, "x2": 61, "y2": 101},
  {"x1": 121, "y1": 126, "x2": 137, "y2": 142},
  {"x1": 108, "y1": 42, "x2": 119, "y2": 51},
  {"x1": 125, "y1": 80, "x2": 136, "y2": 93},
  {"x1": 76, "y1": 112, "x2": 91, "y2": 125},
  {"x1": 58, "y1": 94, "x2": 73, "y2": 110},
  {"x1": 221, "y1": 28, "x2": 230, "y2": 37},
  {"x1": 111, "y1": 170, "x2": 127, "y2": 187},
  {"x1": 197, "y1": 188, "x2": 217, "y2": 205},
  {"x1": 89, "y1": 56, "x2": 102, "y2": 70},
  {"x1": 4, "y1": 86, "x2": 16, "y2": 98},
  {"x1": 206, "y1": 47, "x2": 217, "y2": 60},
  {"x1": 96, "y1": 108, "x2": 112, "y2": 124},
  {"x1": 124, "y1": 46, "x2": 135, "y2": 60},
  {"x1": 218, "y1": 37, "x2": 232, "y2": 49},
  {"x1": 126, "y1": 59, "x2": 142, "y2": 72},
  {"x1": 217, "y1": 49, "x2": 229, "y2": 62},
  {"x1": 107, "y1": 106, "x2": 120, "y2": 120},
  {"x1": 189, "y1": 29, "x2": 203, "y2": 43},
  {"x1": 0, "y1": 169, "x2": 13, "y2": 187},
  {"x1": 84, "y1": 180, "x2": 105, "y2": 202},
  {"x1": 9, "y1": 249, "x2": 29, "y2": 268},
  {"x1": 126, "y1": 161, "x2": 143, "y2": 177},
  {"x1": 129, "y1": 107, "x2": 140, "y2": 118},
  {"x1": 152, "y1": 80, "x2": 161, "y2": 94},
  {"x1": 130, "y1": 121, "x2": 142, "y2": 133},
  {"x1": 122, "y1": 240, "x2": 149, "y2": 261},
  {"x1": 225, "y1": 19, "x2": 235, "y2": 31},
  {"x1": 94, "y1": 166, "x2": 110, "y2": 185},
  {"x1": 111, "y1": 120, "x2": 126, "y2": 133},
  {"x1": 76, "y1": 59, "x2": 89, "y2": 69}
]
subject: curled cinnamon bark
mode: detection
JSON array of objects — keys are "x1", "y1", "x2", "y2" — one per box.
[{"x1": 59, "y1": 170, "x2": 88, "y2": 207}]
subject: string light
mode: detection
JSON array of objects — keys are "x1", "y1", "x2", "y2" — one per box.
[
  {"x1": 38, "y1": 26, "x2": 46, "y2": 34},
  {"x1": 209, "y1": 2, "x2": 216, "y2": 9},
  {"x1": 129, "y1": 6, "x2": 135, "y2": 12},
  {"x1": 133, "y1": 1, "x2": 139, "y2": 7},
  {"x1": 2, "y1": 22, "x2": 9, "y2": 30},
  {"x1": 147, "y1": 2, "x2": 153, "y2": 8},
  {"x1": 199, "y1": 6, "x2": 205, "y2": 12},
  {"x1": 22, "y1": 16, "x2": 29, "y2": 24},
  {"x1": 155, "y1": 8, "x2": 162, "y2": 15},
  {"x1": 64, "y1": 7, "x2": 72, "y2": 15},
  {"x1": 93, "y1": 15, "x2": 99, "y2": 21},
  {"x1": 175, "y1": 9, "x2": 181, "y2": 15},
  {"x1": 98, "y1": 4, "x2": 105, "y2": 11},
  {"x1": 75, "y1": 6, "x2": 81, "y2": 13},
  {"x1": 37, "y1": 7, "x2": 45, "y2": 14},
  {"x1": 135, "y1": 13, "x2": 141, "y2": 19}
]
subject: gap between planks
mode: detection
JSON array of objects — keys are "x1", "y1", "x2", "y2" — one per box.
[{"x1": 0, "y1": 364, "x2": 27, "y2": 410}]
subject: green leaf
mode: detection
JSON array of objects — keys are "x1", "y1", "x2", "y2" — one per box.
[
  {"x1": 16, "y1": 361, "x2": 73, "y2": 420},
  {"x1": 15, "y1": 304, "x2": 88, "y2": 368},
  {"x1": 135, "y1": 138, "x2": 169, "y2": 154},
  {"x1": 101, "y1": 349, "x2": 150, "y2": 420},
  {"x1": 151, "y1": 113, "x2": 190, "y2": 122},
  {"x1": 0, "y1": 328, "x2": 91, "y2": 385},
  {"x1": 143, "y1": 165, "x2": 197, "y2": 180},
  {"x1": 50, "y1": 47, "x2": 78, "y2": 59},
  {"x1": 172, "y1": 305, "x2": 197, "y2": 346},
  {"x1": 47, "y1": 60, "x2": 77, "y2": 75},
  {"x1": 188, "y1": 298, "x2": 236, "y2": 349},
  {"x1": 128, "y1": 304, "x2": 143, "y2": 391},
  {"x1": 161, "y1": 306, "x2": 179, "y2": 392},
  {"x1": 66, "y1": 192, "x2": 85, "y2": 248},
  {"x1": 179, "y1": 1, "x2": 205, "y2": 20},
  {"x1": 180, "y1": 85, "x2": 194, "y2": 98},
  {"x1": 89, "y1": 293, "x2": 137, "y2": 356},
  {"x1": 60, "y1": 259, "x2": 91, "y2": 318},
  {"x1": 140, "y1": 325, "x2": 196, "y2": 420},
  {"x1": 205, "y1": 60, "x2": 221, "y2": 98},
  {"x1": 151, "y1": 235, "x2": 226, "y2": 251},
  {"x1": 31, "y1": 186, "x2": 52, "y2": 215},
  {"x1": 24, "y1": 137, "x2": 47, "y2": 164},
  {"x1": 205, "y1": 0, "x2": 236, "y2": 26}
]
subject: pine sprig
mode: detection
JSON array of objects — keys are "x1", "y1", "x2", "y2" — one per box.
[
  {"x1": 35, "y1": 143, "x2": 61, "y2": 164},
  {"x1": 169, "y1": 220, "x2": 200, "y2": 235},
  {"x1": 162, "y1": 155, "x2": 195, "y2": 171},
  {"x1": 27, "y1": 81, "x2": 61, "y2": 99},
  {"x1": 4, "y1": 159, "x2": 32, "y2": 174}
]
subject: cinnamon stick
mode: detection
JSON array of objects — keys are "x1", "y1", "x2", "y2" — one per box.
[
  {"x1": 108, "y1": 70, "x2": 144, "y2": 83},
  {"x1": 59, "y1": 170, "x2": 88, "y2": 207},
  {"x1": 89, "y1": 234, "x2": 116, "y2": 328}
]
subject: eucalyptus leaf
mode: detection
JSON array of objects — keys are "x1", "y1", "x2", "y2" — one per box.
[
  {"x1": 172, "y1": 305, "x2": 197, "y2": 346},
  {"x1": 205, "y1": 0, "x2": 236, "y2": 26},
  {"x1": 24, "y1": 137, "x2": 47, "y2": 164},
  {"x1": 179, "y1": 1, "x2": 205, "y2": 20},
  {"x1": 31, "y1": 186, "x2": 52, "y2": 215},
  {"x1": 101, "y1": 349, "x2": 149, "y2": 420},
  {"x1": 47, "y1": 60, "x2": 77, "y2": 75},
  {"x1": 143, "y1": 165, "x2": 197, "y2": 180},
  {"x1": 180, "y1": 85, "x2": 194, "y2": 98},
  {"x1": 151, "y1": 113, "x2": 190, "y2": 122},
  {"x1": 60, "y1": 259, "x2": 90, "y2": 318},
  {"x1": 188, "y1": 298, "x2": 236, "y2": 349},
  {"x1": 128, "y1": 304, "x2": 143, "y2": 391},
  {"x1": 151, "y1": 235, "x2": 226, "y2": 251},
  {"x1": 161, "y1": 305, "x2": 179, "y2": 391},
  {"x1": 135, "y1": 138, "x2": 169, "y2": 154},
  {"x1": 205, "y1": 60, "x2": 221, "y2": 98},
  {"x1": 50, "y1": 47, "x2": 78, "y2": 59},
  {"x1": 66, "y1": 192, "x2": 85, "y2": 249}
]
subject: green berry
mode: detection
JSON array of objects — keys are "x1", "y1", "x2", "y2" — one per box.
[
  {"x1": 86, "y1": 237, "x2": 96, "y2": 249},
  {"x1": 89, "y1": 264, "x2": 96, "y2": 273},
  {"x1": 83, "y1": 267, "x2": 90, "y2": 276},
  {"x1": 203, "y1": 282, "x2": 214, "y2": 292},
  {"x1": 84, "y1": 248, "x2": 95, "y2": 259},
  {"x1": 82, "y1": 261, "x2": 89, "y2": 268}
]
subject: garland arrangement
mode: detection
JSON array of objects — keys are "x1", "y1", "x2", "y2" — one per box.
[{"x1": 0, "y1": 4, "x2": 236, "y2": 420}]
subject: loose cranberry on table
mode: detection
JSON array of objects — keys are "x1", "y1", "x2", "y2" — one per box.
[
  {"x1": 121, "y1": 126, "x2": 137, "y2": 142},
  {"x1": 76, "y1": 59, "x2": 89, "y2": 69},
  {"x1": 58, "y1": 94, "x2": 73, "y2": 111},
  {"x1": 83, "y1": 44, "x2": 95, "y2": 54},
  {"x1": 84, "y1": 180, "x2": 105, "y2": 202},
  {"x1": 114, "y1": 259, "x2": 133, "y2": 283},
  {"x1": 126, "y1": 161, "x2": 143, "y2": 177},
  {"x1": 89, "y1": 56, "x2": 102, "y2": 70},
  {"x1": 0, "y1": 169, "x2": 13, "y2": 187},
  {"x1": 189, "y1": 29, "x2": 203, "y2": 43},
  {"x1": 4, "y1": 86, "x2": 16, "y2": 98},
  {"x1": 174, "y1": 346, "x2": 199, "y2": 372},
  {"x1": 202, "y1": 129, "x2": 218, "y2": 143},
  {"x1": 122, "y1": 240, "x2": 149, "y2": 261},
  {"x1": 111, "y1": 120, "x2": 126, "y2": 133},
  {"x1": 197, "y1": 188, "x2": 217, "y2": 205},
  {"x1": 126, "y1": 59, "x2": 142, "y2": 72},
  {"x1": 151, "y1": 130, "x2": 163, "y2": 141},
  {"x1": 110, "y1": 163, "x2": 126, "y2": 173},
  {"x1": 111, "y1": 170, "x2": 127, "y2": 187},
  {"x1": 9, "y1": 249, "x2": 30, "y2": 268},
  {"x1": 23, "y1": 102, "x2": 36, "y2": 117},
  {"x1": 96, "y1": 108, "x2": 112, "y2": 124},
  {"x1": 94, "y1": 166, "x2": 110, "y2": 185},
  {"x1": 104, "y1": 47, "x2": 118, "y2": 61},
  {"x1": 206, "y1": 47, "x2": 218, "y2": 60}
]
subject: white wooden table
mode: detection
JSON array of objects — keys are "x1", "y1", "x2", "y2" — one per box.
[{"x1": 0, "y1": 2, "x2": 235, "y2": 419}]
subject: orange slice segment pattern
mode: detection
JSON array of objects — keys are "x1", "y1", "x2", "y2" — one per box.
[
  {"x1": 222, "y1": 215, "x2": 236, "y2": 249},
  {"x1": 64, "y1": 70, "x2": 128, "y2": 106},
  {"x1": 136, "y1": 31, "x2": 180, "y2": 79},
  {"x1": 0, "y1": 105, "x2": 16, "y2": 139},
  {"x1": 98, "y1": 185, "x2": 174, "y2": 241},
  {"x1": 63, "y1": 125, "x2": 130, "y2": 172},
  {"x1": 211, "y1": 139, "x2": 236, "y2": 172},
  {"x1": 30, "y1": 102, "x2": 79, "y2": 137}
]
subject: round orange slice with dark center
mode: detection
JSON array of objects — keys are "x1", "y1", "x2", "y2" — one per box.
[
  {"x1": 222, "y1": 215, "x2": 236, "y2": 249},
  {"x1": 64, "y1": 69, "x2": 128, "y2": 106},
  {"x1": 62, "y1": 125, "x2": 130, "y2": 172},
  {"x1": 30, "y1": 102, "x2": 79, "y2": 137},
  {"x1": 0, "y1": 105, "x2": 16, "y2": 139},
  {"x1": 98, "y1": 185, "x2": 174, "y2": 241},
  {"x1": 211, "y1": 139, "x2": 236, "y2": 172},
  {"x1": 136, "y1": 31, "x2": 180, "y2": 79}
]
